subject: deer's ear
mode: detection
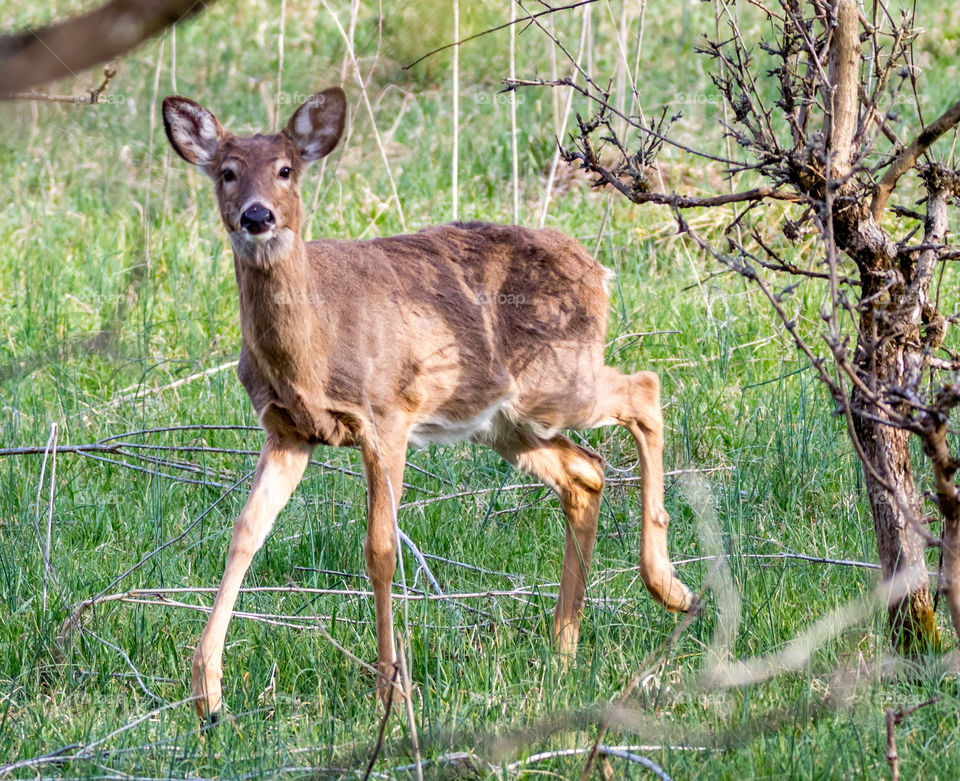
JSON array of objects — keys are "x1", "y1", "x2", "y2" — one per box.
[
  {"x1": 162, "y1": 96, "x2": 223, "y2": 169},
  {"x1": 285, "y1": 87, "x2": 346, "y2": 162}
]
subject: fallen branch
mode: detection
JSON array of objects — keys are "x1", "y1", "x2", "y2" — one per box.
[{"x1": 511, "y1": 745, "x2": 676, "y2": 779}]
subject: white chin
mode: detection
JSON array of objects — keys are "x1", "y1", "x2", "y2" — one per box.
[{"x1": 230, "y1": 228, "x2": 294, "y2": 268}]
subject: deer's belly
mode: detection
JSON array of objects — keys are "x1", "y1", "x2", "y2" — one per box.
[{"x1": 408, "y1": 397, "x2": 512, "y2": 447}]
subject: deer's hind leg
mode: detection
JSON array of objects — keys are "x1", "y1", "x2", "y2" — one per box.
[
  {"x1": 360, "y1": 423, "x2": 409, "y2": 708},
  {"x1": 485, "y1": 425, "x2": 605, "y2": 656},
  {"x1": 591, "y1": 368, "x2": 694, "y2": 613}
]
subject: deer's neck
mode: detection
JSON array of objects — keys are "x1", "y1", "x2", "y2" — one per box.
[{"x1": 233, "y1": 231, "x2": 326, "y2": 382}]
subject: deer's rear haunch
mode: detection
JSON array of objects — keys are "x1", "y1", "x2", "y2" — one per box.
[{"x1": 162, "y1": 86, "x2": 694, "y2": 720}]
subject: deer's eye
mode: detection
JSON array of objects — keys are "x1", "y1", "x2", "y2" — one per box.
[
  {"x1": 221, "y1": 169, "x2": 236, "y2": 183},
  {"x1": 278, "y1": 166, "x2": 292, "y2": 180}
]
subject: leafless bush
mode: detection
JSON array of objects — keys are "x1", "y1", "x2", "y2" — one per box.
[{"x1": 509, "y1": 0, "x2": 960, "y2": 653}]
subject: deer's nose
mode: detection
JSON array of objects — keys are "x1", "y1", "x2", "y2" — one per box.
[{"x1": 240, "y1": 204, "x2": 276, "y2": 235}]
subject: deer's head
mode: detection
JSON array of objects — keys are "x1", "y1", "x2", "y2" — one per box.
[{"x1": 162, "y1": 88, "x2": 346, "y2": 267}]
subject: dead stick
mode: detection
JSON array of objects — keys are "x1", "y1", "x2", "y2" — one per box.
[{"x1": 363, "y1": 667, "x2": 398, "y2": 781}]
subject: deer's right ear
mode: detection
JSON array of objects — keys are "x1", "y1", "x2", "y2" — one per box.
[{"x1": 162, "y1": 96, "x2": 223, "y2": 170}]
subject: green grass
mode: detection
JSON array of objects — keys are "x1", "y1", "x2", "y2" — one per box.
[{"x1": 2, "y1": 1, "x2": 960, "y2": 778}]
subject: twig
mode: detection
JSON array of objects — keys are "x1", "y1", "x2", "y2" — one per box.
[
  {"x1": 44, "y1": 423, "x2": 58, "y2": 613},
  {"x1": 871, "y1": 99, "x2": 960, "y2": 219},
  {"x1": 363, "y1": 667, "x2": 397, "y2": 780},
  {"x1": 75, "y1": 449, "x2": 236, "y2": 490},
  {"x1": 387, "y1": 751, "x2": 498, "y2": 776},
  {"x1": 451, "y1": 0, "x2": 459, "y2": 222},
  {"x1": 0, "y1": 429, "x2": 446, "y2": 492},
  {"x1": 601, "y1": 182, "x2": 802, "y2": 209},
  {"x1": 121, "y1": 593, "x2": 524, "y2": 633},
  {"x1": 35, "y1": 423, "x2": 60, "y2": 614},
  {"x1": 518, "y1": 0, "x2": 603, "y2": 96},
  {"x1": 403, "y1": 0, "x2": 599, "y2": 70},
  {"x1": 284, "y1": 576, "x2": 398, "y2": 683},
  {"x1": 0, "y1": 742, "x2": 83, "y2": 774},
  {"x1": 102, "y1": 360, "x2": 239, "y2": 410},
  {"x1": 536, "y1": 3, "x2": 591, "y2": 227},
  {"x1": 885, "y1": 698, "x2": 940, "y2": 781},
  {"x1": 886, "y1": 707, "x2": 899, "y2": 781},
  {"x1": 319, "y1": 0, "x2": 406, "y2": 231},
  {"x1": 4, "y1": 64, "x2": 117, "y2": 104},
  {"x1": 396, "y1": 639, "x2": 423, "y2": 781},
  {"x1": 68, "y1": 584, "x2": 596, "y2": 605},
  {"x1": 273, "y1": 0, "x2": 286, "y2": 133},
  {"x1": 674, "y1": 551, "x2": 883, "y2": 571},
  {"x1": 503, "y1": 77, "x2": 739, "y2": 166},
  {"x1": 397, "y1": 528, "x2": 444, "y2": 597},
  {"x1": 51, "y1": 469, "x2": 249, "y2": 656},
  {"x1": 79, "y1": 628, "x2": 165, "y2": 704},
  {"x1": 512, "y1": 745, "x2": 674, "y2": 780},
  {"x1": 509, "y1": 0, "x2": 519, "y2": 223},
  {"x1": 88, "y1": 472, "x2": 252, "y2": 604}
]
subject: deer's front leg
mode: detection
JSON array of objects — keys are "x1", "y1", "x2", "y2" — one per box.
[
  {"x1": 360, "y1": 429, "x2": 408, "y2": 707},
  {"x1": 192, "y1": 433, "x2": 312, "y2": 720}
]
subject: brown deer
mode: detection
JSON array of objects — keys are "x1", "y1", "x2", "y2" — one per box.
[{"x1": 162, "y1": 87, "x2": 694, "y2": 720}]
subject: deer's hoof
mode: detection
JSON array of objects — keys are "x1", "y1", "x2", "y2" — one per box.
[
  {"x1": 192, "y1": 656, "x2": 224, "y2": 722},
  {"x1": 640, "y1": 558, "x2": 696, "y2": 614},
  {"x1": 375, "y1": 663, "x2": 409, "y2": 711}
]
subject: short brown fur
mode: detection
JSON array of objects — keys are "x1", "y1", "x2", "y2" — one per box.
[{"x1": 162, "y1": 87, "x2": 693, "y2": 719}]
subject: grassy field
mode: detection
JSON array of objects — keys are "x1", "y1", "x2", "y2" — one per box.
[{"x1": 2, "y1": 1, "x2": 960, "y2": 778}]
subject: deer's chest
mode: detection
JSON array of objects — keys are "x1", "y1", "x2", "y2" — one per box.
[{"x1": 238, "y1": 347, "x2": 362, "y2": 447}]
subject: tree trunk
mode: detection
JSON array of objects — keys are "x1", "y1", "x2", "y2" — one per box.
[
  {"x1": 923, "y1": 418, "x2": 960, "y2": 643},
  {"x1": 821, "y1": 0, "x2": 938, "y2": 653},
  {"x1": 852, "y1": 412, "x2": 939, "y2": 653}
]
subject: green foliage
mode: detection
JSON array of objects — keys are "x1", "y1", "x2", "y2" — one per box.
[{"x1": 1, "y1": 1, "x2": 958, "y2": 778}]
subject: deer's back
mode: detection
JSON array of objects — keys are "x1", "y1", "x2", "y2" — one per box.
[{"x1": 308, "y1": 221, "x2": 610, "y2": 355}]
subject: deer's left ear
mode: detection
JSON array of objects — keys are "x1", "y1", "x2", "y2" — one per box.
[
  {"x1": 285, "y1": 87, "x2": 346, "y2": 162},
  {"x1": 162, "y1": 96, "x2": 223, "y2": 170}
]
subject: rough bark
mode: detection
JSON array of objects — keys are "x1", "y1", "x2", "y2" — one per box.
[
  {"x1": 824, "y1": 0, "x2": 938, "y2": 652},
  {"x1": 846, "y1": 176, "x2": 952, "y2": 652},
  {"x1": 852, "y1": 414, "x2": 939, "y2": 652},
  {"x1": 826, "y1": 0, "x2": 861, "y2": 178},
  {"x1": 923, "y1": 418, "x2": 960, "y2": 638}
]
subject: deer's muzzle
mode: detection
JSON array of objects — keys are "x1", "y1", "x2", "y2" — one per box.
[{"x1": 240, "y1": 204, "x2": 276, "y2": 236}]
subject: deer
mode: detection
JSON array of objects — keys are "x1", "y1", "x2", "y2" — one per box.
[{"x1": 161, "y1": 86, "x2": 694, "y2": 720}]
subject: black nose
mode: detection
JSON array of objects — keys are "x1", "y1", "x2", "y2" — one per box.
[{"x1": 240, "y1": 205, "x2": 276, "y2": 234}]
